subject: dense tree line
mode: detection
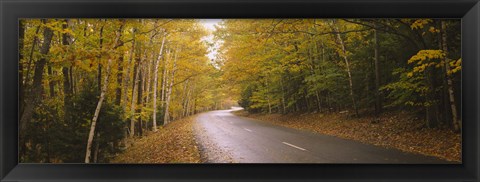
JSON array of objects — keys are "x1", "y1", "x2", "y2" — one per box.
[
  {"x1": 217, "y1": 19, "x2": 461, "y2": 131},
  {"x1": 18, "y1": 18, "x2": 462, "y2": 163},
  {"x1": 19, "y1": 19, "x2": 230, "y2": 163}
]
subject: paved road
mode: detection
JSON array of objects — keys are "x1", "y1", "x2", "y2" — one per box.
[{"x1": 194, "y1": 108, "x2": 451, "y2": 163}]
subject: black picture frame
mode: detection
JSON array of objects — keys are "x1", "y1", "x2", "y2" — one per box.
[{"x1": 1, "y1": 0, "x2": 479, "y2": 181}]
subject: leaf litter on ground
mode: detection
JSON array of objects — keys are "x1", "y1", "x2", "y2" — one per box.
[{"x1": 111, "y1": 116, "x2": 201, "y2": 163}]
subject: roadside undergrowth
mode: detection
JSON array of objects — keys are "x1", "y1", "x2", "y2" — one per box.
[
  {"x1": 234, "y1": 110, "x2": 461, "y2": 162},
  {"x1": 111, "y1": 116, "x2": 201, "y2": 163}
]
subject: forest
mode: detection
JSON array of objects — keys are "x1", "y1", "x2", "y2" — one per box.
[
  {"x1": 19, "y1": 19, "x2": 232, "y2": 163},
  {"x1": 217, "y1": 19, "x2": 461, "y2": 129},
  {"x1": 19, "y1": 19, "x2": 461, "y2": 163}
]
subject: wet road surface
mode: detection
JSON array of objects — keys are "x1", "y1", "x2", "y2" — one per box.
[{"x1": 194, "y1": 108, "x2": 451, "y2": 163}]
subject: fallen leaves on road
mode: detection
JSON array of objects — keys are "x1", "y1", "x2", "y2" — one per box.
[
  {"x1": 234, "y1": 110, "x2": 461, "y2": 162},
  {"x1": 111, "y1": 116, "x2": 201, "y2": 163}
]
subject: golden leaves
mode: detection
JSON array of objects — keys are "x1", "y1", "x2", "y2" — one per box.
[
  {"x1": 407, "y1": 50, "x2": 461, "y2": 78},
  {"x1": 428, "y1": 26, "x2": 440, "y2": 33},
  {"x1": 111, "y1": 116, "x2": 201, "y2": 163},
  {"x1": 407, "y1": 50, "x2": 445, "y2": 65},
  {"x1": 407, "y1": 50, "x2": 446, "y2": 78},
  {"x1": 410, "y1": 19, "x2": 433, "y2": 30},
  {"x1": 448, "y1": 58, "x2": 462, "y2": 75}
]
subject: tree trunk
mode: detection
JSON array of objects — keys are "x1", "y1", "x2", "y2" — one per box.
[
  {"x1": 144, "y1": 64, "x2": 151, "y2": 109},
  {"x1": 24, "y1": 24, "x2": 41, "y2": 96},
  {"x1": 181, "y1": 83, "x2": 187, "y2": 116},
  {"x1": 181, "y1": 80, "x2": 189, "y2": 116},
  {"x1": 144, "y1": 52, "x2": 152, "y2": 109},
  {"x1": 436, "y1": 20, "x2": 450, "y2": 126},
  {"x1": 93, "y1": 133, "x2": 100, "y2": 163},
  {"x1": 62, "y1": 67, "x2": 72, "y2": 107},
  {"x1": 423, "y1": 57, "x2": 439, "y2": 128},
  {"x1": 129, "y1": 47, "x2": 141, "y2": 137},
  {"x1": 143, "y1": 54, "x2": 150, "y2": 107},
  {"x1": 185, "y1": 83, "x2": 194, "y2": 117},
  {"x1": 164, "y1": 48, "x2": 179, "y2": 125},
  {"x1": 98, "y1": 24, "x2": 104, "y2": 91},
  {"x1": 441, "y1": 21, "x2": 461, "y2": 132},
  {"x1": 70, "y1": 66, "x2": 75, "y2": 94},
  {"x1": 152, "y1": 33, "x2": 167, "y2": 131},
  {"x1": 137, "y1": 63, "x2": 144, "y2": 136},
  {"x1": 140, "y1": 48, "x2": 149, "y2": 133},
  {"x1": 85, "y1": 21, "x2": 124, "y2": 163},
  {"x1": 47, "y1": 66, "x2": 55, "y2": 97},
  {"x1": 333, "y1": 21, "x2": 359, "y2": 117},
  {"x1": 141, "y1": 47, "x2": 151, "y2": 131},
  {"x1": 85, "y1": 72, "x2": 107, "y2": 162},
  {"x1": 115, "y1": 52, "x2": 124, "y2": 105},
  {"x1": 123, "y1": 28, "x2": 136, "y2": 112},
  {"x1": 161, "y1": 49, "x2": 170, "y2": 109},
  {"x1": 20, "y1": 19, "x2": 54, "y2": 132},
  {"x1": 62, "y1": 19, "x2": 73, "y2": 123},
  {"x1": 192, "y1": 98, "x2": 197, "y2": 115}
]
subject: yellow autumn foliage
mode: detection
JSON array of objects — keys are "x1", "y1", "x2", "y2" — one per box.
[{"x1": 410, "y1": 19, "x2": 433, "y2": 30}]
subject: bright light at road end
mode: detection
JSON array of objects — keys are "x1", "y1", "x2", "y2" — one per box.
[
  {"x1": 199, "y1": 19, "x2": 222, "y2": 66},
  {"x1": 231, "y1": 106, "x2": 244, "y2": 111},
  {"x1": 200, "y1": 19, "x2": 222, "y2": 31}
]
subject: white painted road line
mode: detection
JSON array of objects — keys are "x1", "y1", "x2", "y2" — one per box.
[
  {"x1": 282, "y1": 142, "x2": 307, "y2": 151},
  {"x1": 243, "y1": 128, "x2": 253, "y2": 132}
]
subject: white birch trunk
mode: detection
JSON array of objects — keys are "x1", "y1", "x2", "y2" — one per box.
[
  {"x1": 122, "y1": 29, "x2": 136, "y2": 113},
  {"x1": 145, "y1": 55, "x2": 151, "y2": 106},
  {"x1": 129, "y1": 54, "x2": 141, "y2": 137},
  {"x1": 145, "y1": 28, "x2": 158, "y2": 107},
  {"x1": 152, "y1": 33, "x2": 167, "y2": 131},
  {"x1": 164, "y1": 48, "x2": 179, "y2": 125},
  {"x1": 85, "y1": 23, "x2": 123, "y2": 163},
  {"x1": 183, "y1": 81, "x2": 193, "y2": 117},
  {"x1": 333, "y1": 21, "x2": 358, "y2": 117},
  {"x1": 161, "y1": 49, "x2": 170, "y2": 109},
  {"x1": 441, "y1": 21, "x2": 461, "y2": 132}
]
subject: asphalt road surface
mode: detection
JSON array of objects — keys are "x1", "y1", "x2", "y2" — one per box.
[{"x1": 194, "y1": 107, "x2": 451, "y2": 163}]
